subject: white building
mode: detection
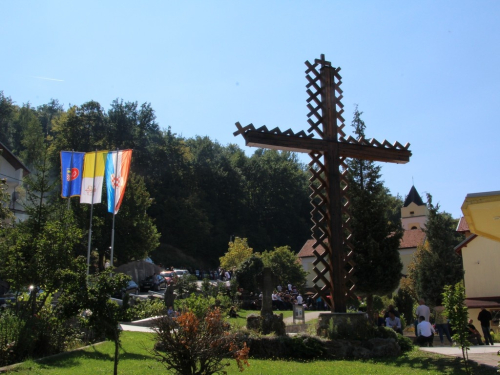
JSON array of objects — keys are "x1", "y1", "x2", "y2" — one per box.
[{"x1": 0, "y1": 141, "x2": 30, "y2": 223}]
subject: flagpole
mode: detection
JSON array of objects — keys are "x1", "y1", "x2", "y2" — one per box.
[
  {"x1": 110, "y1": 148, "x2": 119, "y2": 267},
  {"x1": 67, "y1": 150, "x2": 74, "y2": 210},
  {"x1": 87, "y1": 149, "x2": 98, "y2": 277}
]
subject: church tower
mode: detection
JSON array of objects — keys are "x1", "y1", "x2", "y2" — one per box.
[
  {"x1": 399, "y1": 185, "x2": 428, "y2": 277},
  {"x1": 401, "y1": 185, "x2": 429, "y2": 230}
]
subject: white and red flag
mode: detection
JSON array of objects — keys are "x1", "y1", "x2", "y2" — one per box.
[{"x1": 105, "y1": 150, "x2": 132, "y2": 214}]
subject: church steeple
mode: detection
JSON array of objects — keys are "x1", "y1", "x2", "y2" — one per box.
[
  {"x1": 401, "y1": 185, "x2": 429, "y2": 230},
  {"x1": 403, "y1": 185, "x2": 425, "y2": 207}
]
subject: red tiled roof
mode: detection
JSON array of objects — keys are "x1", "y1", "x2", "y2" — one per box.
[
  {"x1": 298, "y1": 239, "x2": 327, "y2": 258},
  {"x1": 300, "y1": 231, "x2": 425, "y2": 255},
  {"x1": 454, "y1": 234, "x2": 477, "y2": 255},
  {"x1": 399, "y1": 229, "x2": 426, "y2": 249},
  {"x1": 456, "y1": 216, "x2": 470, "y2": 232}
]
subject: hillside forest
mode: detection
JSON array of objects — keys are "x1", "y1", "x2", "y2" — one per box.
[{"x1": 0, "y1": 92, "x2": 315, "y2": 269}]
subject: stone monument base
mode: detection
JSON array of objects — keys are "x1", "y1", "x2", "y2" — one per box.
[{"x1": 317, "y1": 312, "x2": 367, "y2": 337}]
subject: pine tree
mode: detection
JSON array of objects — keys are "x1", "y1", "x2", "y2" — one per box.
[
  {"x1": 408, "y1": 194, "x2": 463, "y2": 306},
  {"x1": 346, "y1": 106, "x2": 403, "y2": 315}
]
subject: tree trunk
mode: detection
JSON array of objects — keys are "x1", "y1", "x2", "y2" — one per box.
[
  {"x1": 114, "y1": 334, "x2": 119, "y2": 375},
  {"x1": 366, "y1": 294, "x2": 374, "y2": 322},
  {"x1": 261, "y1": 267, "x2": 273, "y2": 317}
]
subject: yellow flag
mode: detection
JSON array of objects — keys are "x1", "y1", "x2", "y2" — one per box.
[{"x1": 80, "y1": 151, "x2": 108, "y2": 204}]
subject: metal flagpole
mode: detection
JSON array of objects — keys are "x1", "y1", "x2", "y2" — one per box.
[
  {"x1": 110, "y1": 148, "x2": 119, "y2": 267},
  {"x1": 67, "y1": 150, "x2": 74, "y2": 210},
  {"x1": 86, "y1": 149, "x2": 98, "y2": 277}
]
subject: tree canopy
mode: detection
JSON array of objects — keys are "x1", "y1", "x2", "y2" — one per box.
[{"x1": 0, "y1": 92, "x2": 407, "y2": 270}]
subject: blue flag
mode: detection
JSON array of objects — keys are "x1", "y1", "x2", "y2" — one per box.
[{"x1": 61, "y1": 151, "x2": 85, "y2": 198}]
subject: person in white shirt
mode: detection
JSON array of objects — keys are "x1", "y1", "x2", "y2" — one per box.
[
  {"x1": 416, "y1": 316, "x2": 435, "y2": 347},
  {"x1": 385, "y1": 311, "x2": 402, "y2": 334},
  {"x1": 296, "y1": 294, "x2": 303, "y2": 305},
  {"x1": 414, "y1": 299, "x2": 431, "y2": 333},
  {"x1": 416, "y1": 299, "x2": 431, "y2": 321}
]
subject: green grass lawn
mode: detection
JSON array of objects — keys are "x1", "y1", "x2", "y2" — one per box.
[{"x1": 5, "y1": 331, "x2": 497, "y2": 375}]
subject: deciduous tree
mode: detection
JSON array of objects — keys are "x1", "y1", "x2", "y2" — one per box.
[
  {"x1": 261, "y1": 246, "x2": 307, "y2": 289},
  {"x1": 219, "y1": 237, "x2": 253, "y2": 270}
]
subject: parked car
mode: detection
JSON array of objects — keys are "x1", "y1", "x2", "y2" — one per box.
[
  {"x1": 173, "y1": 269, "x2": 190, "y2": 278},
  {"x1": 160, "y1": 271, "x2": 177, "y2": 285},
  {"x1": 112, "y1": 280, "x2": 140, "y2": 299},
  {"x1": 140, "y1": 274, "x2": 166, "y2": 292}
]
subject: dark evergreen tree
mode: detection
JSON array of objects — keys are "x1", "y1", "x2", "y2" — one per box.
[
  {"x1": 0, "y1": 91, "x2": 16, "y2": 148},
  {"x1": 240, "y1": 149, "x2": 310, "y2": 253},
  {"x1": 408, "y1": 194, "x2": 463, "y2": 306},
  {"x1": 346, "y1": 106, "x2": 403, "y2": 316}
]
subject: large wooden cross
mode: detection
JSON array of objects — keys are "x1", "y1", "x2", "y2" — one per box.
[{"x1": 234, "y1": 55, "x2": 411, "y2": 313}]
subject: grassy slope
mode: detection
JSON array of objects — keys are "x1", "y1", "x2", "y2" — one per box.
[{"x1": 7, "y1": 331, "x2": 498, "y2": 375}]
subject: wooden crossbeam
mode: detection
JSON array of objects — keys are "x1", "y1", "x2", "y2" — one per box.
[{"x1": 243, "y1": 130, "x2": 411, "y2": 163}]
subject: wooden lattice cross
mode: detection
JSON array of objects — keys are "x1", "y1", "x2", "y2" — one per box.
[{"x1": 234, "y1": 54, "x2": 411, "y2": 313}]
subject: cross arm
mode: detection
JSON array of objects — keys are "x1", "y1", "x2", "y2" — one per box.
[{"x1": 240, "y1": 130, "x2": 411, "y2": 164}]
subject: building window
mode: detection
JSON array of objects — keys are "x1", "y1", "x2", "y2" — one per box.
[
  {"x1": 410, "y1": 211, "x2": 414, "y2": 215},
  {"x1": 411, "y1": 226, "x2": 418, "y2": 230}
]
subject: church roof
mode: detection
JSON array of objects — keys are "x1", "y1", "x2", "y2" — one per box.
[
  {"x1": 456, "y1": 217, "x2": 470, "y2": 232},
  {"x1": 403, "y1": 185, "x2": 425, "y2": 207},
  {"x1": 298, "y1": 238, "x2": 327, "y2": 258},
  {"x1": 399, "y1": 229, "x2": 426, "y2": 249},
  {"x1": 0, "y1": 141, "x2": 30, "y2": 177}
]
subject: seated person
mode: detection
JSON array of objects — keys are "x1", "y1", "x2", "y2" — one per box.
[
  {"x1": 468, "y1": 319, "x2": 484, "y2": 345},
  {"x1": 415, "y1": 316, "x2": 435, "y2": 347},
  {"x1": 384, "y1": 305, "x2": 400, "y2": 319},
  {"x1": 385, "y1": 310, "x2": 402, "y2": 334},
  {"x1": 228, "y1": 306, "x2": 241, "y2": 318},
  {"x1": 167, "y1": 306, "x2": 175, "y2": 317}
]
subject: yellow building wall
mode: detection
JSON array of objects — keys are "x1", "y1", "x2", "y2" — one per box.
[{"x1": 462, "y1": 236, "x2": 500, "y2": 299}]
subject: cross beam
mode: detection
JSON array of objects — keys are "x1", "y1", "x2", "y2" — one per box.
[
  {"x1": 236, "y1": 129, "x2": 411, "y2": 164},
  {"x1": 234, "y1": 55, "x2": 411, "y2": 312}
]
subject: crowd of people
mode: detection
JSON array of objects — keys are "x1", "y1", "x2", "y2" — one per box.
[{"x1": 375, "y1": 299, "x2": 497, "y2": 347}]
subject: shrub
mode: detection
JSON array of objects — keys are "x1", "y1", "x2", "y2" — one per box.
[
  {"x1": 235, "y1": 332, "x2": 327, "y2": 360},
  {"x1": 396, "y1": 333, "x2": 414, "y2": 352},
  {"x1": 127, "y1": 298, "x2": 166, "y2": 321},
  {"x1": 0, "y1": 303, "x2": 86, "y2": 366},
  {"x1": 326, "y1": 318, "x2": 381, "y2": 341},
  {"x1": 152, "y1": 308, "x2": 249, "y2": 375},
  {"x1": 0, "y1": 310, "x2": 23, "y2": 366},
  {"x1": 176, "y1": 293, "x2": 234, "y2": 319}
]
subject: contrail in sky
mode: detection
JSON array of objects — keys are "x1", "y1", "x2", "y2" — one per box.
[{"x1": 32, "y1": 76, "x2": 64, "y2": 82}]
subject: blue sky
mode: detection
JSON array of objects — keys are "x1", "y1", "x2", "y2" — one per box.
[{"x1": 1, "y1": 1, "x2": 499, "y2": 218}]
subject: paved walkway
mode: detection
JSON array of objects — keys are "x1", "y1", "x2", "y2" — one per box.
[
  {"x1": 420, "y1": 344, "x2": 499, "y2": 369},
  {"x1": 283, "y1": 310, "x2": 322, "y2": 324}
]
